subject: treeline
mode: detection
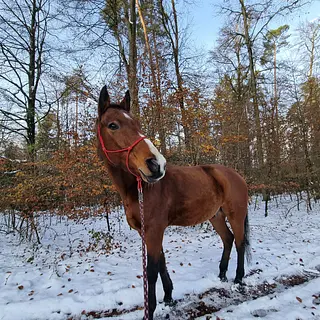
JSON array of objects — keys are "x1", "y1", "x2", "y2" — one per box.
[{"x1": 1, "y1": 0, "x2": 320, "y2": 228}]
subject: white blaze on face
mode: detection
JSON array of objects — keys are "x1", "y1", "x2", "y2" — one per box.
[{"x1": 144, "y1": 139, "x2": 166, "y2": 174}]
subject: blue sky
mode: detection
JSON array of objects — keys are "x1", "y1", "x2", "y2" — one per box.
[{"x1": 189, "y1": 0, "x2": 320, "y2": 50}]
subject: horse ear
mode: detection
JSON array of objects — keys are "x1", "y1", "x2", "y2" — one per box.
[
  {"x1": 98, "y1": 85, "x2": 110, "y2": 119},
  {"x1": 119, "y1": 90, "x2": 130, "y2": 112}
]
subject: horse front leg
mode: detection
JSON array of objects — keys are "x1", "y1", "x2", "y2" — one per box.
[{"x1": 145, "y1": 227, "x2": 165, "y2": 320}]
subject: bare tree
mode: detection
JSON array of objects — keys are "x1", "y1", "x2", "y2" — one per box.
[
  {"x1": 102, "y1": 0, "x2": 139, "y2": 116},
  {"x1": 211, "y1": 24, "x2": 252, "y2": 175},
  {"x1": 0, "y1": 0, "x2": 51, "y2": 159},
  {"x1": 158, "y1": 0, "x2": 191, "y2": 150},
  {"x1": 261, "y1": 25, "x2": 290, "y2": 177},
  {"x1": 220, "y1": 0, "x2": 309, "y2": 169},
  {"x1": 136, "y1": 0, "x2": 167, "y2": 154}
]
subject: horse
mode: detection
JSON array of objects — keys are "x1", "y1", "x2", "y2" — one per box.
[{"x1": 96, "y1": 86, "x2": 251, "y2": 319}]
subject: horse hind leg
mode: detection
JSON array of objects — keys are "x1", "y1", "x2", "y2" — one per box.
[
  {"x1": 227, "y1": 211, "x2": 250, "y2": 284},
  {"x1": 209, "y1": 210, "x2": 234, "y2": 282},
  {"x1": 159, "y1": 248, "x2": 174, "y2": 305}
]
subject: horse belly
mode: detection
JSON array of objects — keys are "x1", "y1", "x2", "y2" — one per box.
[
  {"x1": 170, "y1": 198, "x2": 221, "y2": 227},
  {"x1": 167, "y1": 168, "x2": 225, "y2": 227}
]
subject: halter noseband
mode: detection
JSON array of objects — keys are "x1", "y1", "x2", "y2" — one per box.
[{"x1": 97, "y1": 124, "x2": 146, "y2": 184}]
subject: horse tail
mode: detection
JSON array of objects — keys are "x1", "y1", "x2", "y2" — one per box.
[{"x1": 244, "y1": 213, "x2": 252, "y2": 264}]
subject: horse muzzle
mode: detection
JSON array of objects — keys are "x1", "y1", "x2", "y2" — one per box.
[{"x1": 139, "y1": 157, "x2": 166, "y2": 183}]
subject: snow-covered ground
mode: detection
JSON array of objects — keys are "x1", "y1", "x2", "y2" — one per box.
[{"x1": 0, "y1": 195, "x2": 320, "y2": 320}]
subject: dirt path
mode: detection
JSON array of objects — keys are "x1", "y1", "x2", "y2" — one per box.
[{"x1": 70, "y1": 269, "x2": 320, "y2": 320}]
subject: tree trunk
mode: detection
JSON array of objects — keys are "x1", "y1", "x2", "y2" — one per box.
[
  {"x1": 109, "y1": 1, "x2": 139, "y2": 117},
  {"x1": 136, "y1": 0, "x2": 166, "y2": 154},
  {"x1": 170, "y1": 0, "x2": 190, "y2": 150},
  {"x1": 27, "y1": 0, "x2": 37, "y2": 160},
  {"x1": 239, "y1": 0, "x2": 264, "y2": 168},
  {"x1": 75, "y1": 93, "x2": 78, "y2": 148},
  {"x1": 271, "y1": 41, "x2": 280, "y2": 176},
  {"x1": 127, "y1": 0, "x2": 139, "y2": 117},
  {"x1": 159, "y1": 0, "x2": 191, "y2": 150}
]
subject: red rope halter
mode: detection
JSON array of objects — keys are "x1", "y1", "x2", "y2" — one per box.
[
  {"x1": 97, "y1": 123, "x2": 149, "y2": 319},
  {"x1": 97, "y1": 124, "x2": 146, "y2": 179}
]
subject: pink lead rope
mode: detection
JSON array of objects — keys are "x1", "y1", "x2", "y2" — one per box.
[
  {"x1": 97, "y1": 124, "x2": 149, "y2": 319},
  {"x1": 137, "y1": 178, "x2": 149, "y2": 320}
]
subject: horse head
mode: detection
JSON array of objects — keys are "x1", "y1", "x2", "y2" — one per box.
[{"x1": 97, "y1": 86, "x2": 166, "y2": 183}]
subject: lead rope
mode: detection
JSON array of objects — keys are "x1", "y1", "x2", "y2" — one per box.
[
  {"x1": 97, "y1": 125, "x2": 149, "y2": 318},
  {"x1": 137, "y1": 177, "x2": 149, "y2": 320}
]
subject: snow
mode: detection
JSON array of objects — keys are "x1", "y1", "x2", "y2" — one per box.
[
  {"x1": 0, "y1": 195, "x2": 320, "y2": 320},
  {"x1": 215, "y1": 278, "x2": 320, "y2": 320}
]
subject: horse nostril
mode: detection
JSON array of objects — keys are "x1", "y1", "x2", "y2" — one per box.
[{"x1": 146, "y1": 158, "x2": 160, "y2": 174}]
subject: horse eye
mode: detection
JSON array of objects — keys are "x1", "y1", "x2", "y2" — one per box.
[{"x1": 108, "y1": 122, "x2": 119, "y2": 130}]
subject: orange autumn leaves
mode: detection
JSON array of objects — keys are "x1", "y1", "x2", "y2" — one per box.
[{"x1": 0, "y1": 144, "x2": 118, "y2": 217}]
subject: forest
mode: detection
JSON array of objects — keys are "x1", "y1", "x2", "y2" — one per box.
[
  {"x1": 1, "y1": 1, "x2": 320, "y2": 320},
  {"x1": 0, "y1": 0, "x2": 319, "y2": 236}
]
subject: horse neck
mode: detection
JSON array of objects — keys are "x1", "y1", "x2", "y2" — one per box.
[{"x1": 106, "y1": 163, "x2": 138, "y2": 200}]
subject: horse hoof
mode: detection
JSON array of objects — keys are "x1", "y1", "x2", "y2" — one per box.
[
  {"x1": 234, "y1": 278, "x2": 246, "y2": 285},
  {"x1": 164, "y1": 298, "x2": 177, "y2": 307},
  {"x1": 219, "y1": 275, "x2": 228, "y2": 282}
]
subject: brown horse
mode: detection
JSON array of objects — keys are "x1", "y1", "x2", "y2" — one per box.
[{"x1": 96, "y1": 86, "x2": 250, "y2": 319}]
